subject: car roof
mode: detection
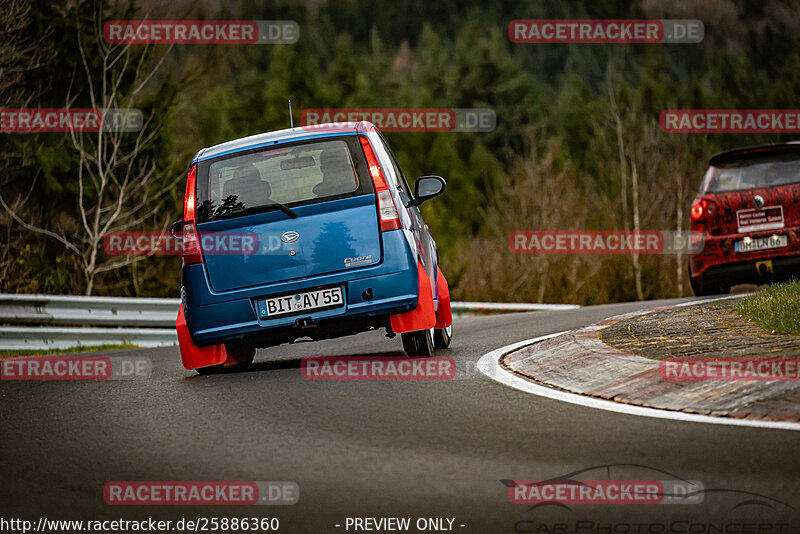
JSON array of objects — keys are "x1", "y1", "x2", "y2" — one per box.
[
  {"x1": 709, "y1": 141, "x2": 800, "y2": 165},
  {"x1": 191, "y1": 121, "x2": 378, "y2": 164}
]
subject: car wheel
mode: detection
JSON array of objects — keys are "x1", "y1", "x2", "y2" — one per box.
[
  {"x1": 226, "y1": 345, "x2": 256, "y2": 365},
  {"x1": 401, "y1": 328, "x2": 434, "y2": 357},
  {"x1": 195, "y1": 364, "x2": 224, "y2": 375},
  {"x1": 433, "y1": 324, "x2": 452, "y2": 349},
  {"x1": 195, "y1": 346, "x2": 255, "y2": 375}
]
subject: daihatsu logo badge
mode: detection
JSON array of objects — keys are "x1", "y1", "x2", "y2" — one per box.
[
  {"x1": 281, "y1": 231, "x2": 299, "y2": 243},
  {"x1": 752, "y1": 195, "x2": 765, "y2": 209}
]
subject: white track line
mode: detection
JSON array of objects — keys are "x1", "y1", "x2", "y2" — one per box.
[{"x1": 477, "y1": 333, "x2": 800, "y2": 432}]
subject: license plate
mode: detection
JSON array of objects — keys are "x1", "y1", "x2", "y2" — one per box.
[
  {"x1": 734, "y1": 234, "x2": 788, "y2": 253},
  {"x1": 258, "y1": 287, "x2": 343, "y2": 318}
]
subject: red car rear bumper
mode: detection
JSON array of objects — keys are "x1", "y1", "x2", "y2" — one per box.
[{"x1": 690, "y1": 228, "x2": 800, "y2": 285}]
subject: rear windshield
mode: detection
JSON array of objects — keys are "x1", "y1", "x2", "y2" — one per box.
[
  {"x1": 703, "y1": 152, "x2": 800, "y2": 193},
  {"x1": 196, "y1": 136, "x2": 371, "y2": 222}
]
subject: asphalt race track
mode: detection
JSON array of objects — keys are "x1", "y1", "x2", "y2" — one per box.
[{"x1": 2, "y1": 297, "x2": 799, "y2": 533}]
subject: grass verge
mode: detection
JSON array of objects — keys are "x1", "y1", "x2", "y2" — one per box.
[
  {"x1": 0, "y1": 344, "x2": 139, "y2": 359},
  {"x1": 736, "y1": 279, "x2": 800, "y2": 335}
]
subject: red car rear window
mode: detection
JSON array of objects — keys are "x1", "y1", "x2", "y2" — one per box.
[{"x1": 703, "y1": 153, "x2": 800, "y2": 193}]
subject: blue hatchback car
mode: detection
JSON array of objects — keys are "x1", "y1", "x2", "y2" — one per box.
[{"x1": 174, "y1": 121, "x2": 453, "y2": 373}]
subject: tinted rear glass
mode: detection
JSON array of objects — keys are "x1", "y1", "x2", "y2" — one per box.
[
  {"x1": 704, "y1": 153, "x2": 800, "y2": 193},
  {"x1": 196, "y1": 136, "x2": 371, "y2": 222}
]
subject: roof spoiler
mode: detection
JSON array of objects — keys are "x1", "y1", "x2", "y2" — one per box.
[{"x1": 709, "y1": 142, "x2": 800, "y2": 165}]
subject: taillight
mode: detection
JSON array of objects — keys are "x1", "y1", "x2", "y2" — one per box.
[
  {"x1": 182, "y1": 164, "x2": 203, "y2": 265},
  {"x1": 690, "y1": 199, "x2": 706, "y2": 222},
  {"x1": 359, "y1": 135, "x2": 401, "y2": 231},
  {"x1": 690, "y1": 198, "x2": 717, "y2": 223}
]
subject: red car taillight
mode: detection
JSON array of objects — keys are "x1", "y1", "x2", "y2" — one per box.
[
  {"x1": 359, "y1": 135, "x2": 401, "y2": 232},
  {"x1": 182, "y1": 164, "x2": 203, "y2": 265},
  {"x1": 690, "y1": 198, "x2": 717, "y2": 224},
  {"x1": 690, "y1": 199, "x2": 705, "y2": 222}
]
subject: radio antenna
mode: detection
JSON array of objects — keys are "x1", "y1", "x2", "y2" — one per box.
[{"x1": 288, "y1": 99, "x2": 294, "y2": 130}]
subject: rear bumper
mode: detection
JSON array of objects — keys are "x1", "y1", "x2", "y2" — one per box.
[
  {"x1": 690, "y1": 229, "x2": 800, "y2": 278},
  {"x1": 690, "y1": 251, "x2": 800, "y2": 287},
  {"x1": 182, "y1": 229, "x2": 419, "y2": 346}
]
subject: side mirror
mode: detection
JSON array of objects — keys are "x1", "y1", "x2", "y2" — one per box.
[
  {"x1": 412, "y1": 176, "x2": 446, "y2": 206},
  {"x1": 169, "y1": 220, "x2": 183, "y2": 238}
]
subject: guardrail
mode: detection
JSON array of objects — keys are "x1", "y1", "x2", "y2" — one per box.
[
  {"x1": 0, "y1": 294, "x2": 180, "y2": 351},
  {"x1": 0, "y1": 294, "x2": 579, "y2": 351},
  {"x1": 0, "y1": 293, "x2": 180, "y2": 327}
]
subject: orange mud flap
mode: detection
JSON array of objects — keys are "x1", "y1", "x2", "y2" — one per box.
[
  {"x1": 176, "y1": 304, "x2": 227, "y2": 370},
  {"x1": 389, "y1": 263, "x2": 436, "y2": 334},
  {"x1": 434, "y1": 266, "x2": 452, "y2": 329}
]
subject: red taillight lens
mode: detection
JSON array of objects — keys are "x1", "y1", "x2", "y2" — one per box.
[
  {"x1": 691, "y1": 198, "x2": 717, "y2": 224},
  {"x1": 359, "y1": 135, "x2": 401, "y2": 231},
  {"x1": 690, "y1": 199, "x2": 706, "y2": 222},
  {"x1": 182, "y1": 164, "x2": 203, "y2": 265}
]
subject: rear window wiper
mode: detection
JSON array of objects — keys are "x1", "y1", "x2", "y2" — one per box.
[
  {"x1": 201, "y1": 201, "x2": 299, "y2": 222},
  {"x1": 266, "y1": 200, "x2": 298, "y2": 218}
]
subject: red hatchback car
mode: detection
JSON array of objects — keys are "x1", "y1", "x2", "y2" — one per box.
[{"x1": 689, "y1": 143, "x2": 800, "y2": 296}]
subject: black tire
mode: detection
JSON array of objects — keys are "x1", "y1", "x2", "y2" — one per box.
[
  {"x1": 195, "y1": 346, "x2": 255, "y2": 375},
  {"x1": 401, "y1": 329, "x2": 434, "y2": 357},
  {"x1": 433, "y1": 324, "x2": 452, "y2": 349},
  {"x1": 196, "y1": 364, "x2": 224, "y2": 375},
  {"x1": 227, "y1": 345, "x2": 256, "y2": 365}
]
